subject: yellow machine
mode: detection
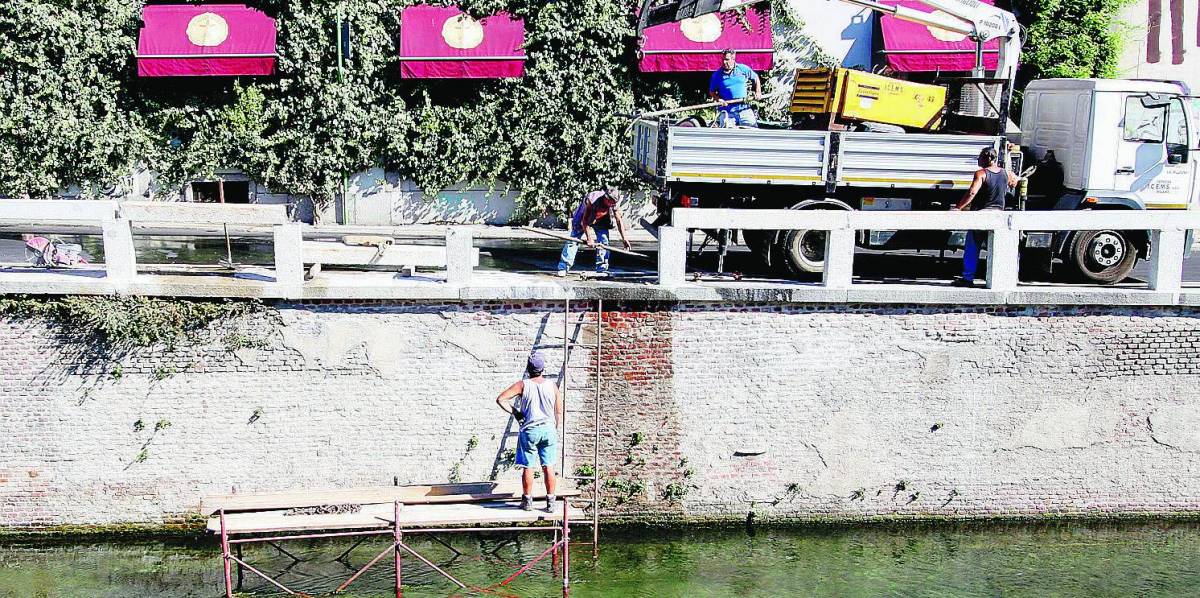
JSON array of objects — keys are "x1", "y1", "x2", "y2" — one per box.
[{"x1": 791, "y1": 68, "x2": 948, "y2": 131}]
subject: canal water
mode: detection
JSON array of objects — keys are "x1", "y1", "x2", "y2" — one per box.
[{"x1": 2, "y1": 522, "x2": 1199, "y2": 597}]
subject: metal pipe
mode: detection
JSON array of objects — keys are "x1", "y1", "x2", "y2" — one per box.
[
  {"x1": 229, "y1": 554, "x2": 299, "y2": 595},
  {"x1": 396, "y1": 541, "x2": 468, "y2": 589},
  {"x1": 228, "y1": 529, "x2": 390, "y2": 544},
  {"x1": 593, "y1": 300, "x2": 602, "y2": 554},
  {"x1": 563, "y1": 501, "x2": 571, "y2": 597},
  {"x1": 394, "y1": 502, "x2": 402, "y2": 598},
  {"x1": 336, "y1": 543, "x2": 397, "y2": 593},
  {"x1": 220, "y1": 510, "x2": 233, "y2": 598}
]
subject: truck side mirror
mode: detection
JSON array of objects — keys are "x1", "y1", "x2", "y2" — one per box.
[{"x1": 1168, "y1": 145, "x2": 1189, "y2": 164}]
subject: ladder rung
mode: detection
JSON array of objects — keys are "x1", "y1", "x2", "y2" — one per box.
[
  {"x1": 563, "y1": 475, "x2": 598, "y2": 481},
  {"x1": 569, "y1": 497, "x2": 598, "y2": 503},
  {"x1": 564, "y1": 431, "x2": 596, "y2": 436}
]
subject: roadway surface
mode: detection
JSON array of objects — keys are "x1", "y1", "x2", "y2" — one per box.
[{"x1": 4, "y1": 231, "x2": 1200, "y2": 288}]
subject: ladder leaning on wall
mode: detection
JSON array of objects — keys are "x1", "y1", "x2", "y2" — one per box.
[{"x1": 558, "y1": 297, "x2": 603, "y2": 555}]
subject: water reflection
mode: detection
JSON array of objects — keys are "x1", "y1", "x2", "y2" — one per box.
[{"x1": 2, "y1": 523, "x2": 1200, "y2": 597}]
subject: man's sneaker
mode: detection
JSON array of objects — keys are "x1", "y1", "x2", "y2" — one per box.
[
  {"x1": 555, "y1": 270, "x2": 567, "y2": 278},
  {"x1": 951, "y1": 277, "x2": 976, "y2": 288},
  {"x1": 520, "y1": 495, "x2": 533, "y2": 511},
  {"x1": 544, "y1": 494, "x2": 557, "y2": 512}
]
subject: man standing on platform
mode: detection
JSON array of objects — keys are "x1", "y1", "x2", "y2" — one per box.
[
  {"x1": 495, "y1": 352, "x2": 563, "y2": 512},
  {"x1": 709, "y1": 48, "x2": 761, "y2": 128}
]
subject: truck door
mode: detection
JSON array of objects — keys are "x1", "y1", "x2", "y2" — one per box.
[{"x1": 1114, "y1": 94, "x2": 1195, "y2": 209}]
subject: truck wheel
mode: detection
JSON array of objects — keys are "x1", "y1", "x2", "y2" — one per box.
[
  {"x1": 1067, "y1": 230, "x2": 1136, "y2": 284},
  {"x1": 779, "y1": 229, "x2": 827, "y2": 276}
]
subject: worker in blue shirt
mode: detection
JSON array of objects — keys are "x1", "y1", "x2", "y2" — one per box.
[{"x1": 709, "y1": 49, "x2": 761, "y2": 128}]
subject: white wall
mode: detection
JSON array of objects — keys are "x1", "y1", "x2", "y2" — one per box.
[{"x1": 1116, "y1": 0, "x2": 1200, "y2": 93}]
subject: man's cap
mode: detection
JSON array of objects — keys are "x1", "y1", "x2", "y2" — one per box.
[{"x1": 527, "y1": 352, "x2": 546, "y2": 372}]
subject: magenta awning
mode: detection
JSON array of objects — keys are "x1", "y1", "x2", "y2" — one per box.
[
  {"x1": 400, "y1": 5, "x2": 526, "y2": 79},
  {"x1": 878, "y1": 0, "x2": 1000, "y2": 73},
  {"x1": 638, "y1": 6, "x2": 772, "y2": 73},
  {"x1": 136, "y1": 4, "x2": 277, "y2": 77}
]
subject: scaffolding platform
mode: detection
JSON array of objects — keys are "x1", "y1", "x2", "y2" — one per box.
[{"x1": 205, "y1": 480, "x2": 580, "y2": 597}]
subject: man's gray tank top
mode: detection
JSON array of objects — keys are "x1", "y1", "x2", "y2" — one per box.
[
  {"x1": 518, "y1": 378, "x2": 558, "y2": 432},
  {"x1": 976, "y1": 168, "x2": 1010, "y2": 211}
]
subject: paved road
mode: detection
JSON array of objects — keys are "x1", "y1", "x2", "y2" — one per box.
[{"x1": 5, "y1": 232, "x2": 1200, "y2": 288}]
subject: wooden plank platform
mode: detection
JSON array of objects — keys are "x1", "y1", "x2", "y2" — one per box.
[
  {"x1": 207, "y1": 500, "x2": 568, "y2": 535},
  {"x1": 201, "y1": 480, "x2": 578, "y2": 515}
]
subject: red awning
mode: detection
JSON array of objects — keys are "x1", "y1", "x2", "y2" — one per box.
[
  {"x1": 400, "y1": 5, "x2": 526, "y2": 79},
  {"x1": 137, "y1": 4, "x2": 277, "y2": 77},
  {"x1": 638, "y1": 6, "x2": 772, "y2": 73},
  {"x1": 878, "y1": 0, "x2": 1000, "y2": 73}
]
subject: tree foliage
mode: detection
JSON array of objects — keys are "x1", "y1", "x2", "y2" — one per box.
[
  {"x1": 1009, "y1": 0, "x2": 1131, "y2": 95},
  {"x1": 1, "y1": 1, "x2": 1131, "y2": 216}
]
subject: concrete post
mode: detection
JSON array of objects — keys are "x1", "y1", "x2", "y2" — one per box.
[
  {"x1": 1148, "y1": 229, "x2": 1186, "y2": 292},
  {"x1": 985, "y1": 228, "x2": 1021, "y2": 291},
  {"x1": 822, "y1": 228, "x2": 856, "y2": 289},
  {"x1": 101, "y1": 216, "x2": 137, "y2": 285},
  {"x1": 273, "y1": 223, "x2": 304, "y2": 297},
  {"x1": 445, "y1": 227, "x2": 474, "y2": 286},
  {"x1": 657, "y1": 226, "x2": 687, "y2": 287}
]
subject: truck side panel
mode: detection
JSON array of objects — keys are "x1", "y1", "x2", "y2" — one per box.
[
  {"x1": 1020, "y1": 89, "x2": 1094, "y2": 190},
  {"x1": 836, "y1": 133, "x2": 1000, "y2": 190},
  {"x1": 664, "y1": 128, "x2": 829, "y2": 185}
]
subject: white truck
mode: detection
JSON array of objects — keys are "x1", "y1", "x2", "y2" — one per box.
[{"x1": 633, "y1": 0, "x2": 1199, "y2": 283}]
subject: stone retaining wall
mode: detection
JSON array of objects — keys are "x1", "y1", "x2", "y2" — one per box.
[{"x1": 3, "y1": 301, "x2": 1199, "y2": 527}]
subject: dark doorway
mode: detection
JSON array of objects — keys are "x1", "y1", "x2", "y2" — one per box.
[{"x1": 192, "y1": 181, "x2": 251, "y2": 203}]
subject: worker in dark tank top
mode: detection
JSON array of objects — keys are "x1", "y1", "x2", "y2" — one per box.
[{"x1": 950, "y1": 147, "x2": 1020, "y2": 287}]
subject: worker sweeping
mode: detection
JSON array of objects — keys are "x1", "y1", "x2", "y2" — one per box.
[
  {"x1": 494, "y1": 352, "x2": 563, "y2": 512},
  {"x1": 557, "y1": 186, "x2": 632, "y2": 278}
]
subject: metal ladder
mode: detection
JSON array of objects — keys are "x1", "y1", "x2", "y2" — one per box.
[{"x1": 558, "y1": 297, "x2": 602, "y2": 554}]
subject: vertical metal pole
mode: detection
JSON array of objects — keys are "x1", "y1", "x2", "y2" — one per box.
[
  {"x1": 220, "y1": 510, "x2": 233, "y2": 598},
  {"x1": 592, "y1": 299, "x2": 601, "y2": 554},
  {"x1": 562, "y1": 500, "x2": 570, "y2": 598},
  {"x1": 394, "y1": 501, "x2": 402, "y2": 598},
  {"x1": 561, "y1": 298, "x2": 570, "y2": 469},
  {"x1": 336, "y1": 8, "x2": 345, "y2": 84}
]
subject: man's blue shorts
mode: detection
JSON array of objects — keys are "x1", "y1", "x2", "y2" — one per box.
[{"x1": 516, "y1": 423, "x2": 558, "y2": 468}]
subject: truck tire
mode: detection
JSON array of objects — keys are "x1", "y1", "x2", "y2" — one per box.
[
  {"x1": 1067, "y1": 230, "x2": 1137, "y2": 284},
  {"x1": 779, "y1": 229, "x2": 827, "y2": 276}
]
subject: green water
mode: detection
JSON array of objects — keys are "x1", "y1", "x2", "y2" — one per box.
[{"x1": 2, "y1": 523, "x2": 1200, "y2": 597}]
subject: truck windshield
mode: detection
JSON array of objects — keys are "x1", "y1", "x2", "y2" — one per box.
[{"x1": 1124, "y1": 96, "x2": 1167, "y2": 143}]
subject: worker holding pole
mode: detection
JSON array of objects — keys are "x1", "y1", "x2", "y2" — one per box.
[
  {"x1": 495, "y1": 352, "x2": 563, "y2": 512},
  {"x1": 709, "y1": 49, "x2": 761, "y2": 128},
  {"x1": 556, "y1": 186, "x2": 632, "y2": 278}
]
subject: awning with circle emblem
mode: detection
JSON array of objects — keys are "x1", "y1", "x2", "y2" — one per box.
[
  {"x1": 136, "y1": 4, "x2": 277, "y2": 77},
  {"x1": 400, "y1": 5, "x2": 526, "y2": 79},
  {"x1": 878, "y1": 0, "x2": 1000, "y2": 72},
  {"x1": 638, "y1": 6, "x2": 772, "y2": 72}
]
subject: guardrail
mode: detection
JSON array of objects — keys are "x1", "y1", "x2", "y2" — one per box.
[
  {"x1": 0, "y1": 200, "x2": 476, "y2": 298},
  {"x1": 660, "y1": 208, "x2": 1198, "y2": 293}
]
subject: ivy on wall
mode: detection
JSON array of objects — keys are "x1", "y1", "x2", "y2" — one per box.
[{"x1": 1, "y1": 1, "x2": 1130, "y2": 217}]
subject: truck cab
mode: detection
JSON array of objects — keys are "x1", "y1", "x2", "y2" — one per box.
[{"x1": 1019, "y1": 79, "x2": 1198, "y2": 281}]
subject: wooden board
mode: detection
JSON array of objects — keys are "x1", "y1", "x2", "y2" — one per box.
[
  {"x1": 120, "y1": 202, "x2": 288, "y2": 225},
  {"x1": 200, "y1": 480, "x2": 578, "y2": 515},
  {"x1": 207, "y1": 500, "x2": 566, "y2": 535}
]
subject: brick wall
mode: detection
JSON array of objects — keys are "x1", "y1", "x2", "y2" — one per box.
[{"x1": 2, "y1": 301, "x2": 1200, "y2": 527}]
